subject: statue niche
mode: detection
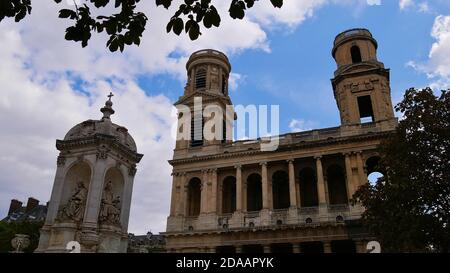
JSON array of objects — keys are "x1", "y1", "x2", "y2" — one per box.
[
  {"x1": 59, "y1": 180, "x2": 88, "y2": 222},
  {"x1": 99, "y1": 181, "x2": 121, "y2": 226}
]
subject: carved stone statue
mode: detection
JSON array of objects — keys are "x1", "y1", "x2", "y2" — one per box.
[
  {"x1": 11, "y1": 234, "x2": 30, "y2": 253},
  {"x1": 99, "y1": 181, "x2": 121, "y2": 225},
  {"x1": 60, "y1": 181, "x2": 88, "y2": 222}
]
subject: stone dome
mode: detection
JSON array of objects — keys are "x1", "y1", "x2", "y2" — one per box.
[{"x1": 63, "y1": 93, "x2": 137, "y2": 152}]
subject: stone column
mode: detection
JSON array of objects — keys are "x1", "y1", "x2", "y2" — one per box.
[
  {"x1": 177, "y1": 173, "x2": 187, "y2": 216},
  {"x1": 201, "y1": 170, "x2": 209, "y2": 214},
  {"x1": 45, "y1": 156, "x2": 71, "y2": 225},
  {"x1": 210, "y1": 169, "x2": 218, "y2": 213},
  {"x1": 323, "y1": 241, "x2": 332, "y2": 253},
  {"x1": 169, "y1": 173, "x2": 179, "y2": 216},
  {"x1": 315, "y1": 156, "x2": 326, "y2": 205},
  {"x1": 344, "y1": 153, "x2": 354, "y2": 200},
  {"x1": 120, "y1": 164, "x2": 135, "y2": 231},
  {"x1": 292, "y1": 243, "x2": 301, "y2": 253},
  {"x1": 235, "y1": 165, "x2": 243, "y2": 211},
  {"x1": 261, "y1": 162, "x2": 270, "y2": 210},
  {"x1": 356, "y1": 151, "x2": 367, "y2": 186},
  {"x1": 287, "y1": 159, "x2": 297, "y2": 207},
  {"x1": 81, "y1": 157, "x2": 108, "y2": 252},
  {"x1": 242, "y1": 178, "x2": 248, "y2": 212},
  {"x1": 83, "y1": 158, "x2": 108, "y2": 224}
]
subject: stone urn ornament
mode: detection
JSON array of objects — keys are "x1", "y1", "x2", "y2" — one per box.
[{"x1": 11, "y1": 234, "x2": 30, "y2": 253}]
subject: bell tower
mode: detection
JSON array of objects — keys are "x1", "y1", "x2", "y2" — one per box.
[
  {"x1": 331, "y1": 29, "x2": 395, "y2": 126},
  {"x1": 174, "y1": 49, "x2": 234, "y2": 154}
]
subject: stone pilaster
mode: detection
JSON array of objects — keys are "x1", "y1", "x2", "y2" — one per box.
[
  {"x1": 200, "y1": 170, "x2": 209, "y2": 214},
  {"x1": 356, "y1": 151, "x2": 367, "y2": 186},
  {"x1": 261, "y1": 162, "x2": 270, "y2": 210},
  {"x1": 235, "y1": 165, "x2": 243, "y2": 211},
  {"x1": 344, "y1": 152, "x2": 354, "y2": 201},
  {"x1": 176, "y1": 173, "x2": 187, "y2": 216},
  {"x1": 209, "y1": 169, "x2": 218, "y2": 213},
  {"x1": 287, "y1": 159, "x2": 297, "y2": 207},
  {"x1": 315, "y1": 156, "x2": 328, "y2": 220},
  {"x1": 169, "y1": 173, "x2": 179, "y2": 216}
]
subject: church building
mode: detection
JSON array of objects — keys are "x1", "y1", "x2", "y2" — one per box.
[{"x1": 164, "y1": 29, "x2": 397, "y2": 253}]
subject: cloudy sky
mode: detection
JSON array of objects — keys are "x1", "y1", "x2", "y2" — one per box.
[{"x1": 0, "y1": 0, "x2": 449, "y2": 235}]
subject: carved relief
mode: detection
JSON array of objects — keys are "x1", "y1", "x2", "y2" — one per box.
[
  {"x1": 99, "y1": 181, "x2": 121, "y2": 226},
  {"x1": 96, "y1": 145, "x2": 110, "y2": 160},
  {"x1": 58, "y1": 181, "x2": 88, "y2": 222},
  {"x1": 349, "y1": 81, "x2": 374, "y2": 93},
  {"x1": 57, "y1": 155, "x2": 66, "y2": 166},
  {"x1": 210, "y1": 74, "x2": 219, "y2": 90},
  {"x1": 129, "y1": 164, "x2": 137, "y2": 176}
]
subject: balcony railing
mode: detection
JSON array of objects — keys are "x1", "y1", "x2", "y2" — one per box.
[
  {"x1": 299, "y1": 206, "x2": 319, "y2": 215},
  {"x1": 328, "y1": 204, "x2": 350, "y2": 212}
]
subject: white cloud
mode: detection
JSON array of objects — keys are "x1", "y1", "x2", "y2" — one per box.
[
  {"x1": 0, "y1": 1, "x2": 338, "y2": 235},
  {"x1": 248, "y1": 0, "x2": 327, "y2": 28},
  {"x1": 289, "y1": 119, "x2": 318, "y2": 132},
  {"x1": 0, "y1": 0, "x2": 392, "y2": 235},
  {"x1": 418, "y1": 2, "x2": 431, "y2": 13},
  {"x1": 399, "y1": 0, "x2": 414, "y2": 10},
  {"x1": 367, "y1": 0, "x2": 381, "y2": 6},
  {"x1": 408, "y1": 15, "x2": 450, "y2": 90},
  {"x1": 399, "y1": 0, "x2": 432, "y2": 13}
]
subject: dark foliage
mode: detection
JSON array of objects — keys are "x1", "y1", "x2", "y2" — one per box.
[
  {"x1": 0, "y1": 0, "x2": 283, "y2": 52},
  {"x1": 352, "y1": 88, "x2": 450, "y2": 252},
  {"x1": 0, "y1": 221, "x2": 44, "y2": 253}
]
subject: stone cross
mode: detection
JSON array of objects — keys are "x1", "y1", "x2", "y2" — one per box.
[{"x1": 107, "y1": 92, "x2": 114, "y2": 101}]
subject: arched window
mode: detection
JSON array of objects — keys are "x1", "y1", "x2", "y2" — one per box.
[
  {"x1": 187, "y1": 178, "x2": 201, "y2": 216},
  {"x1": 327, "y1": 165, "x2": 348, "y2": 205},
  {"x1": 366, "y1": 156, "x2": 385, "y2": 185},
  {"x1": 272, "y1": 171, "x2": 290, "y2": 209},
  {"x1": 222, "y1": 176, "x2": 236, "y2": 214},
  {"x1": 299, "y1": 168, "x2": 318, "y2": 207},
  {"x1": 195, "y1": 68, "x2": 207, "y2": 89},
  {"x1": 351, "y1": 45, "x2": 362, "y2": 64},
  {"x1": 247, "y1": 173, "x2": 262, "y2": 212}
]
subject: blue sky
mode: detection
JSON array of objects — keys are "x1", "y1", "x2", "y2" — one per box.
[
  {"x1": 0, "y1": 1, "x2": 449, "y2": 234},
  {"x1": 138, "y1": 0, "x2": 449, "y2": 134}
]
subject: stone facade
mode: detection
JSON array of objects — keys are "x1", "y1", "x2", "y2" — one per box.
[
  {"x1": 36, "y1": 94, "x2": 143, "y2": 253},
  {"x1": 164, "y1": 29, "x2": 397, "y2": 253}
]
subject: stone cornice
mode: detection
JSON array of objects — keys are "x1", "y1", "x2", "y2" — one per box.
[
  {"x1": 332, "y1": 66, "x2": 390, "y2": 90},
  {"x1": 56, "y1": 134, "x2": 143, "y2": 163},
  {"x1": 168, "y1": 130, "x2": 393, "y2": 166},
  {"x1": 162, "y1": 219, "x2": 368, "y2": 237},
  {"x1": 174, "y1": 91, "x2": 232, "y2": 106}
]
